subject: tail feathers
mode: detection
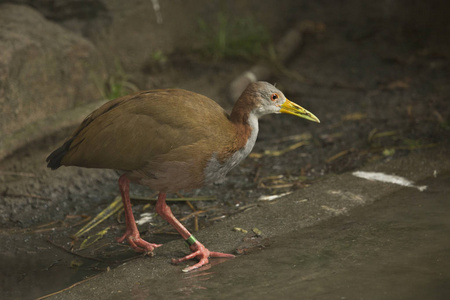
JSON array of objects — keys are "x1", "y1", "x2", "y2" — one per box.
[{"x1": 46, "y1": 138, "x2": 74, "y2": 170}]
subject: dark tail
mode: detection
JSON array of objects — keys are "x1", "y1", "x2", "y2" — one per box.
[{"x1": 46, "y1": 138, "x2": 74, "y2": 170}]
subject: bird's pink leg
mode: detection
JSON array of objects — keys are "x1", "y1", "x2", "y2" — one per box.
[
  {"x1": 116, "y1": 174, "x2": 162, "y2": 254},
  {"x1": 155, "y1": 192, "x2": 234, "y2": 272}
]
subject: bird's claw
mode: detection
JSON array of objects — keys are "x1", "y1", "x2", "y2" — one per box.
[
  {"x1": 171, "y1": 241, "x2": 235, "y2": 272},
  {"x1": 117, "y1": 231, "x2": 162, "y2": 255}
]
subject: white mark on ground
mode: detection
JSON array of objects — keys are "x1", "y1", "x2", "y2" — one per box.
[
  {"x1": 258, "y1": 192, "x2": 293, "y2": 201},
  {"x1": 352, "y1": 171, "x2": 427, "y2": 191},
  {"x1": 136, "y1": 212, "x2": 154, "y2": 225},
  {"x1": 321, "y1": 205, "x2": 348, "y2": 216}
]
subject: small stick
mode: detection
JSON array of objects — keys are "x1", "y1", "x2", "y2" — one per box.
[
  {"x1": 253, "y1": 165, "x2": 261, "y2": 183},
  {"x1": 194, "y1": 215, "x2": 199, "y2": 232},
  {"x1": 46, "y1": 238, "x2": 104, "y2": 263},
  {"x1": 35, "y1": 273, "x2": 103, "y2": 300},
  {"x1": 185, "y1": 200, "x2": 196, "y2": 211},
  {"x1": 325, "y1": 149, "x2": 352, "y2": 163}
]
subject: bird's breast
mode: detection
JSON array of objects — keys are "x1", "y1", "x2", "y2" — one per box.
[{"x1": 203, "y1": 115, "x2": 259, "y2": 184}]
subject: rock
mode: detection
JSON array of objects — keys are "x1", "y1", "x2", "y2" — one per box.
[{"x1": 0, "y1": 4, "x2": 106, "y2": 160}]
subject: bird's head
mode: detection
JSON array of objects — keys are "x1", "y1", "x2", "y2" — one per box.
[{"x1": 243, "y1": 81, "x2": 320, "y2": 123}]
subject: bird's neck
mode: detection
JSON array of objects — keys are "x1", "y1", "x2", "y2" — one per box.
[
  {"x1": 241, "y1": 112, "x2": 259, "y2": 154},
  {"x1": 230, "y1": 98, "x2": 259, "y2": 152},
  {"x1": 202, "y1": 104, "x2": 258, "y2": 185},
  {"x1": 230, "y1": 99, "x2": 259, "y2": 166},
  {"x1": 230, "y1": 93, "x2": 256, "y2": 124}
]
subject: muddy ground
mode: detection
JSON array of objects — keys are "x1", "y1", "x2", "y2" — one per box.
[{"x1": 1, "y1": 5, "x2": 449, "y2": 300}]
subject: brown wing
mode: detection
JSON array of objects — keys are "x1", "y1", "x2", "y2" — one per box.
[{"x1": 47, "y1": 89, "x2": 235, "y2": 172}]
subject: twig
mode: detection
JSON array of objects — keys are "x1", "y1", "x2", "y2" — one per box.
[
  {"x1": 265, "y1": 133, "x2": 312, "y2": 144},
  {"x1": 250, "y1": 141, "x2": 309, "y2": 158},
  {"x1": 47, "y1": 238, "x2": 104, "y2": 263},
  {"x1": 179, "y1": 210, "x2": 207, "y2": 222},
  {"x1": 185, "y1": 201, "x2": 196, "y2": 211},
  {"x1": 194, "y1": 215, "x2": 199, "y2": 232},
  {"x1": 208, "y1": 215, "x2": 227, "y2": 222},
  {"x1": 36, "y1": 220, "x2": 62, "y2": 228},
  {"x1": 325, "y1": 149, "x2": 353, "y2": 163},
  {"x1": 185, "y1": 201, "x2": 199, "y2": 232},
  {"x1": 73, "y1": 196, "x2": 123, "y2": 238},
  {"x1": 253, "y1": 165, "x2": 261, "y2": 183},
  {"x1": 35, "y1": 273, "x2": 103, "y2": 300},
  {"x1": 260, "y1": 183, "x2": 294, "y2": 189}
]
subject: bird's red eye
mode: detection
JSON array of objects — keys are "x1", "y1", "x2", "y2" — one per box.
[{"x1": 271, "y1": 93, "x2": 279, "y2": 101}]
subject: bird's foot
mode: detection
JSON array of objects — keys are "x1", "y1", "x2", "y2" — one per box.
[
  {"x1": 116, "y1": 230, "x2": 162, "y2": 255},
  {"x1": 171, "y1": 241, "x2": 235, "y2": 272}
]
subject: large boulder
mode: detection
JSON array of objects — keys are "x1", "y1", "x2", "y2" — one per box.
[{"x1": 0, "y1": 4, "x2": 106, "y2": 159}]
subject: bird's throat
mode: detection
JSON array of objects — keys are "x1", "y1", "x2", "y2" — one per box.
[{"x1": 203, "y1": 113, "x2": 259, "y2": 185}]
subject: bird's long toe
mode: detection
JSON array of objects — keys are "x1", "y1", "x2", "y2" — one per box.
[
  {"x1": 117, "y1": 231, "x2": 162, "y2": 254},
  {"x1": 172, "y1": 241, "x2": 234, "y2": 272},
  {"x1": 209, "y1": 251, "x2": 235, "y2": 258}
]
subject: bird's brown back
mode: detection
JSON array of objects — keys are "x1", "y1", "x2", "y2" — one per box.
[{"x1": 56, "y1": 89, "x2": 237, "y2": 172}]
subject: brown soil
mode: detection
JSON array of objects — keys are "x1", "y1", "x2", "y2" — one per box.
[{"x1": 1, "y1": 3, "x2": 449, "y2": 299}]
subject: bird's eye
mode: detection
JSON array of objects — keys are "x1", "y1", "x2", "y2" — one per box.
[{"x1": 271, "y1": 93, "x2": 279, "y2": 101}]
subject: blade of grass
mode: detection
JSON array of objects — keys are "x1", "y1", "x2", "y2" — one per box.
[{"x1": 73, "y1": 196, "x2": 123, "y2": 239}]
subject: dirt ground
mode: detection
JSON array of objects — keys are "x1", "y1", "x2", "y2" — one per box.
[{"x1": 1, "y1": 3, "x2": 449, "y2": 299}]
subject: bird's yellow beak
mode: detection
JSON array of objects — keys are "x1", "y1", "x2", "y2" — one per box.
[{"x1": 280, "y1": 99, "x2": 320, "y2": 123}]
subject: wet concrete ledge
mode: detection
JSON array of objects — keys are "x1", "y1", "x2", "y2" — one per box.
[{"x1": 46, "y1": 146, "x2": 449, "y2": 299}]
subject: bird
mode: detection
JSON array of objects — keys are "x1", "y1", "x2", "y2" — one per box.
[{"x1": 46, "y1": 81, "x2": 320, "y2": 272}]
